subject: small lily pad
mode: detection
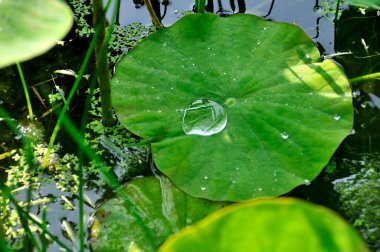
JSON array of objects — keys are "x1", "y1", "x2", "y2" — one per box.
[
  {"x1": 112, "y1": 13, "x2": 353, "y2": 201},
  {"x1": 0, "y1": 0, "x2": 73, "y2": 68},
  {"x1": 159, "y1": 198, "x2": 369, "y2": 252},
  {"x1": 90, "y1": 176, "x2": 226, "y2": 252}
]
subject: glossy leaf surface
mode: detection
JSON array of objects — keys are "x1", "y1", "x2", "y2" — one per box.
[
  {"x1": 159, "y1": 198, "x2": 368, "y2": 252},
  {"x1": 0, "y1": 0, "x2": 73, "y2": 68},
  {"x1": 90, "y1": 177, "x2": 226, "y2": 252},
  {"x1": 112, "y1": 13, "x2": 353, "y2": 201},
  {"x1": 348, "y1": 0, "x2": 380, "y2": 9}
]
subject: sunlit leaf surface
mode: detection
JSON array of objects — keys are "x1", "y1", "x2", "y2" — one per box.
[
  {"x1": 159, "y1": 198, "x2": 368, "y2": 252},
  {"x1": 112, "y1": 13, "x2": 353, "y2": 201},
  {"x1": 0, "y1": 0, "x2": 73, "y2": 68}
]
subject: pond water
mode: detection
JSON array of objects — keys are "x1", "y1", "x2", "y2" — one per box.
[{"x1": 0, "y1": 0, "x2": 379, "y2": 251}]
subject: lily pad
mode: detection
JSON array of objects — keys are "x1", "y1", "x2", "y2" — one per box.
[
  {"x1": 159, "y1": 198, "x2": 369, "y2": 252},
  {"x1": 112, "y1": 13, "x2": 353, "y2": 201},
  {"x1": 0, "y1": 0, "x2": 73, "y2": 68},
  {"x1": 347, "y1": 0, "x2": 380, "y2": 9},
  {"x1": 90, "y1": 176, "x2": 226, "y2": 252}
]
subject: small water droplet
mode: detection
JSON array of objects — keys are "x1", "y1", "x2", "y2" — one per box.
[
  {"x1": 352, "y1": 90, "x2": 361, "y2": 97},
  {"x1": 173, "y1": 9, "x2": 180, "y2": 14},
  {"x1": 200, "y1": 186, "x2": 206, "y2": 191},
  {"x1": 170, "y1": 87, "x2": 174, "y2": 90},
  {"x1": 182, "y1": 99, "x2": 227, "y2": 136},
  {"x1": 334, "y1": 115, "x2": 341, "y2": 121},
  {"x1": 305, "y1": 54, "x2": 310, "y2": 59},
  {"x1": 158, "y1": 110, "x2": 162, "y2": 113},
  {"x1": 350, "y1": 128, "x2": 356, "y2": 135},
  {"x1": 308, "y1": 91, "x2": 313, "y2": 95},
  {"x1": 281, "y1": 132, "x2": 289, "y2": 140},
  {"x1": 304, "y1": 179, "x2": 311, "y2": 185},
  {"x1": 204, "y1": 176, "x2": 208, "y2": 180},
  {"x1": 256, "y1": 41, "x2": 261, "y2": 45},
  {"x1": 258, "y1": 187, "x2": 263, "y2": 191},
  {"x1": 192, "y1": 63, "x2": 196, "y2": 67},
  {"x1": 235, "y1": 167, "x2": 239, "y2": 171},
  {"x1": 232, "y1": 180, "x2": 236, "y2": 184}
]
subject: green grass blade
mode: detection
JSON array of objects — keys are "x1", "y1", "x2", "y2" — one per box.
[
  {"x1": 42, "y1": 0, "x2": 113, "y2": 168},
  {"x1": 16, "y1": 62, "x2": 34, "y2": 120}
]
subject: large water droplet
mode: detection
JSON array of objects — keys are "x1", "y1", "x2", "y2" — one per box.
[{"x1": 182, "y1": 99, "x2": 227, "y2": 136}]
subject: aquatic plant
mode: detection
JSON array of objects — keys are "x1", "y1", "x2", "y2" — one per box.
[
  {"x1": 111, "y1": 13, "x2": 353, "y2": 201},
  {"x1": 159, "y1": 198, "x2": 368, "y2": 252},
  {"x1": 333, "y1": 156, "x2": 380, "y2": 251},
  {"x1": 0, "y1": 0, "x2": 73, "y2": 68}
]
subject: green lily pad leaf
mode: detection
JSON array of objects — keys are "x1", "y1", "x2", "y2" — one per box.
[
  {"x1": 112, "y1": 13, "x2": 353, "y2": 201},
  {"x1": 159, "y1": 198, "x2": 369, "y2": 252},
  {"x1": 0, "y1": 0, "x2": 73, "y2": 68},
  {"x1": 90, "y1": 176, "x2": 226, "y2": 252},
  {"x1": 347, "y1": 0, "x2": 380, "y2": 9}
]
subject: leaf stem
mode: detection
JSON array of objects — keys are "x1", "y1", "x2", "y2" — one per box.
[
  {"x1": 349, "y1": 72, "x2": 380, "y2": 84},
  {"x1": 144, "y1": 0, "x2": 164, "y2": 29},
  {"x1": 92, "y1": 0, "x2": 115, "y2": 127},
  {"x1": 196, "y1": 0, "x2": 206, "y2": 13}
]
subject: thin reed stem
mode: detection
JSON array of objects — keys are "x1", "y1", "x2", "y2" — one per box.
[{"x1": 16, "y1": 63, "x2": 34, "y2": 120}]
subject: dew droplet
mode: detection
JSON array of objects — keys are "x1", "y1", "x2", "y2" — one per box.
[
  {"x1": 305, "y1": 54, "x2": 310, "y2": 59},
  {"x1": 334, "y1": 115, "x2": 341, "y2": 121},
  {"x1": 200, "y1": 186, "x2": 206, "y2": 191},
  {"x1": 304, "y1": 179, "x2": 311, "y2": 185},
  {"x1": 232, "y1": 180, "x2": 236, "y2": 184},
  {"x1": 173, "y1": 9, "x2": 180, "y2": 14},
  {"x1": 182, "y1": 99, "x2": 227, "y2": 136},
  {"x1": 258, "y1": 187, "x2": 263, "y2": 191},
  {"x1": 281, "y1": 132, "x2": 289, "y2": 140},
  {"x1": 235, "y1": 167, "x2": 239, "y2": 171},
  {"x1": 204, "y1": 176, "x2": 208, "y2": 180}
]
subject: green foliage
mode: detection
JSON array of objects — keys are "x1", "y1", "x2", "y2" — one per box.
[
  {"x1": 333, "y1": 155, "x2": 380, "y2": 251},
  {"x1": 69, "y1": 0, "x2": 95, "y2": 37},
  {"x1": 90, "y1": 177, "x2": 226, "y2": 252},
  {"x1": 347, "y1": 0, "x2": 380, "y2": 9},
  {"x1": 111, "y1": 13, "x2": 353, "y2": 201},
  {"x1": 107, "y1": 24, "x2": 156, "y2": 65},
  {"x1": 68, "y1": 0, "x2": 155, "y2": 65},
  {"x1": 0, "y1": 88, "x2": 147, "y2": 247},
  {"x1": 159, "y1": 198, "x2": 368, "y2": 252},
  {"x1": 0, "y1": 0, "x2": 73, "y2": 68}
]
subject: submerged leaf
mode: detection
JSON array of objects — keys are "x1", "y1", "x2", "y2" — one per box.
[
  {"x1": 112, "y1": 13, "x2": 353, "y2": 201},
  {"x1": 0, "y1": 0, "x2": 73, "y2": 68},
  {"x1": 159, "y1": 198, "x2": 369, "y2": 252},
  {"x1": 90, "y1": 177, "x2": 226, "y2": 252}
]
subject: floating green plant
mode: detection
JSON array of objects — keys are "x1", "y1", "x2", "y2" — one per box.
[
  {"x1": 111, "y1": 13, "x2": 353, "y2": 201},
  {"x1": 90, "y1": 177, "x2": 226, "y2": 252},
  {"x1": 0, "y1": 0, "x2": 73, "y2": 68},
  {"x1": 159, "y1": 198, "x2": 368, "y2": 252}
]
